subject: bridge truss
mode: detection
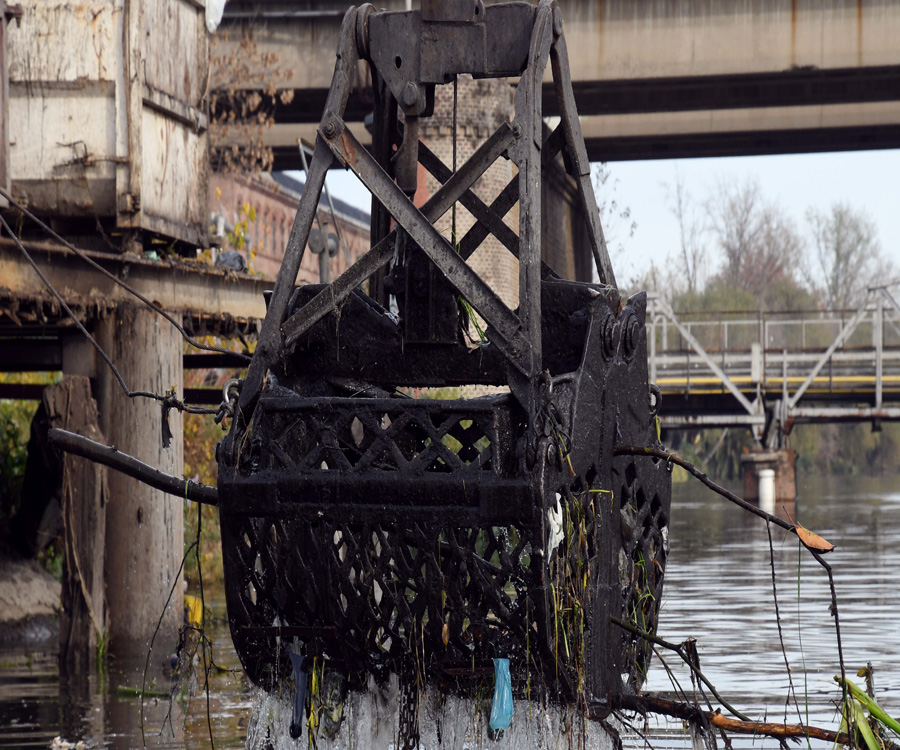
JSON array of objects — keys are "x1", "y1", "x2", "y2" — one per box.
[{"x1": 648, "y1": 286, "x2": 900, "y2": 446}]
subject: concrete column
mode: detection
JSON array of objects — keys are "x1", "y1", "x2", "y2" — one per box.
[
  {"x1": 96, "y1": 304, "x2": 183, "y2": 657},
  {"x1": 741, "y1": 448, "x2": 797, "y2": 507}
]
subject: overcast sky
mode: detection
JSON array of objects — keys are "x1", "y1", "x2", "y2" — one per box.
[{"x1": 306, "y1": 147, "x2": 900, "y2": 291}]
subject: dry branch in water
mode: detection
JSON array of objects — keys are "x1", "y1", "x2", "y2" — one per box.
[
  {"x1": 609, "y1": 694, "x2": 891, "y2": 748},
  {"x1": 613, "y1": 445, "x2": 835, "y2": 552},
  {"x1": 612, "y1": 444, "x2": 861, "y2": 746}
]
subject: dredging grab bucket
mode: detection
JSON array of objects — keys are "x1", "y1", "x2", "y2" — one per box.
[{"x1": 216, "y1": 0, "x2": 672, "y2": 717}]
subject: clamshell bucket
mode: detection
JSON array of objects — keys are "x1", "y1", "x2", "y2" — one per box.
[{"x1": 217, "y1": 0, "x2": 671, "y2": 716}]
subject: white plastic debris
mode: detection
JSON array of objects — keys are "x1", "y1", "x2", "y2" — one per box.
[
  {"x1": 206, "y1": 0, "x2": 226, "y2": 33},
  {"x1": 51, "y1": 738, "x2": 85, "y2": 750},
  {"x1": 547, "y1": 492, "x2": 564, "y2": 558}
]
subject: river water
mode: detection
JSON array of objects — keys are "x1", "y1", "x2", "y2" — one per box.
[{"x1": 2, "y1": 473, "x2": 898, "y2": 748}]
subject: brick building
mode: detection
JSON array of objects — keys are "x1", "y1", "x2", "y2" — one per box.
[
  {"x1": 417, "y1": 75, "x2": 596, "y2": 312},
  {"x1": 209, "y1": 171, "x2": 370, "y2": 282}
]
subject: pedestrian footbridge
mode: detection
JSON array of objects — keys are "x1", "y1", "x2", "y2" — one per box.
[{"x1": 648, "y1": 286, "x2": 900, "y2": 440}]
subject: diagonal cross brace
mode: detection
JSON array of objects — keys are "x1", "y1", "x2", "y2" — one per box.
[
  {"x1": 417, "y1": 141, "x2": 520, "y2": 258},
  {"x1": 279, "y1": 121, "x2": 520, "y2": 352},
  {"x1": 319, "y1": 117, "x2": 531, "y2": 374},
  {"x1": 787, "y1": 290, "x2": 873, "y2": 410},
  {"x1": 456, "y1": 124, "x2": 565, "y2": 269},
  {"x1": 239, "y1": 6, "x2": 359, "y2": 413},
  {"x1": 653, "y1": 297, "x2": 758, "y2": 417},
  {"x1": 417, "y1": 139, "x2": 560, "y2": 281}
]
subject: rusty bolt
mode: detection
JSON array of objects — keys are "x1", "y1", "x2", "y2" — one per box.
[
  {"x1": 622, "y1": 312, "x2": 639, "y2": 360},
  {"x1": 601, "y1": 312, "x2": 619, "y2": 360},
  {"x1": 402, "y1": 82, "x2": 419, "y2": 109},
  {"x1": 512, "y1": 122, "x2": 522, "y2": 138},
  {"x1": 322, "y1": 120, "x2": 337, "y2": 139}
]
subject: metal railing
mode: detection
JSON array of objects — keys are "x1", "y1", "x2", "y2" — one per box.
[{"x1": 647, "y1": 286, "x2": 900, "y2": 432}]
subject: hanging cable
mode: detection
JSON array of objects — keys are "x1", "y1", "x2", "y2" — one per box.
[
  {"x1": 452, "y1": 74, "x2": 458, "y2": 240},
  {"x1": 0, "y1": 185, "x2": 251, "y2": 362},
  {"x1": 0, "y1": 210, "x2": 218, "y2": 416}
]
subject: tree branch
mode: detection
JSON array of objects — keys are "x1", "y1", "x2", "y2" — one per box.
[
  {"x1": 614, "y1": 445, "x2": 793, "y2": 531},
  {"x1": 610, "y1": 617, "x2": 749, "y2": 722},
  {"x1": 608, "y1": 694, "x2": 875, "y2": 747},
  {"x1": 49, "y1": 428, "x2": 219, "y2": 506}
]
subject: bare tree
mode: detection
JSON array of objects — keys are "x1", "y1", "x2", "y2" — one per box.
[
  {"x1": 804, "y1": 203, "x2": 885, "y2": 310},
  {"x1": 706, "y1": 178, "x2": 802, "y2": 304},
  {"x1": 592, "y1": 163, "x2": 636, "y2": 265},
  {"x1": 665, "y1": 172, "x2": 707, "y2": 294},
  {"x1": 209, "y1": 28, "x2": 295, "y2": 174}
]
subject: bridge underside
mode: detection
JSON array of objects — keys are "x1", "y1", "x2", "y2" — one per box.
[
  {"x1": 266, "y1": 66, "x2": 900, "y2": 170},
  {"x1": 219, "y1": 0, "x2": 900, "y2": 169},
  {"x1": 660, "y1": 392, "x2": 900, "y2": 430},
  {"x1": 0, "y1": 237, "x2": 265, "y2": 399}
]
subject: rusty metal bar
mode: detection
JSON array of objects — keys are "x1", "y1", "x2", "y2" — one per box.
[
  {"x1": 49, "y1": 428, "x2": 219, "y2": 505},
  {"x1": 279, "y1": 121, "x2": 521, "y2": 352},
  {"x1": 549, "y1": 19, "x2": 616, "y2": 287},
  {"x1": 416, "y1": 141, "x2": 520, "y2": 257},
  {"x1": 456, "y1": 123, "x2": 565, "y2": 266},
  {"x1": 319, "y1": 118, "x2": 530, "y2": 374},
  {"x1": 239, "y1": 6, "x2": 359, "y2": 415}
]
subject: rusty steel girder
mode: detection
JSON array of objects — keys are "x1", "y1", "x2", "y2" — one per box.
[{"x1": 216, "y1": 0, "x2": 671, "y2": 723}]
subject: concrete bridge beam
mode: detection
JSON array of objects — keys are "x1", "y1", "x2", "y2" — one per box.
[{"x1": 218, "y1": 0, "x2": 900, "y2": 167}]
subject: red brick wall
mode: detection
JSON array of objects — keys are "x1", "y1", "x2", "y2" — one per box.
[
  {"x1": 210, "y1": 173, "x2": 369, "y2": 283},
  {"x1": 416, "y1": 75, "x2": 595, "y2": 310}
]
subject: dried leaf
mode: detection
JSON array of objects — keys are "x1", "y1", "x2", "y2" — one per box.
[
  {"x1": 441, "y1": 623, "x2": 449, "y2": 646},
  {"x1": 793, "y1": 523, "x2": 835, "y2": 553}
]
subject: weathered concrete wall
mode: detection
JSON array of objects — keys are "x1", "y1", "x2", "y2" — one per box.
[
  {"x1": 562, "y1": 0, "x2": 900, "y2": 80},
  {"x1": 6, "y1": 0, "x2": 210, "y2": 245}
]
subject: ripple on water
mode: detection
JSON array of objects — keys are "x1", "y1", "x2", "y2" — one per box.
[{"x1": 1, "y1": 475, "x2": 898, "y2": 748}]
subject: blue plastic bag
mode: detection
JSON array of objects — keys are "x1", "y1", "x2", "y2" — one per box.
[
  {"x1": 288, "y1": 653, "x2": 308, "y2": 739},
  {"x1": 489, "y1": 657, "x2": 513, "y2": 731}
]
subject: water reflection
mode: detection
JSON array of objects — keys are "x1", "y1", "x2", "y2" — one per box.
[
  {"x1": 641, "y1": 473, "x2": 900, "y2": 747},
  {"x1": 0, "y1": 594, "x2": 250, "y2": 749},
  {"x1": 1, "y1": 475, "x2": 897, "y2": 748}
]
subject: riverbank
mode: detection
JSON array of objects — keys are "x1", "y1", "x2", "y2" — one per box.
[{"x1": 0, "y1": 553, "x2": 60, "y2": 645}]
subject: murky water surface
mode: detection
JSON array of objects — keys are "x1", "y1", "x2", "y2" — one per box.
[
  {"x1": 640, "y1": 472, "x2": 900, "y2": 748},
  {"x1": 1, "y1": 473, "x2": 898, "y2": 748}
]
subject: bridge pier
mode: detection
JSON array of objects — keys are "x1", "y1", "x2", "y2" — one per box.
[
  {"x1": 96, "y1": 304, "x2": 184, "y2": 657},
  {"x1": 741, "y1": 449, "x2": 796, "y2": 507}
]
